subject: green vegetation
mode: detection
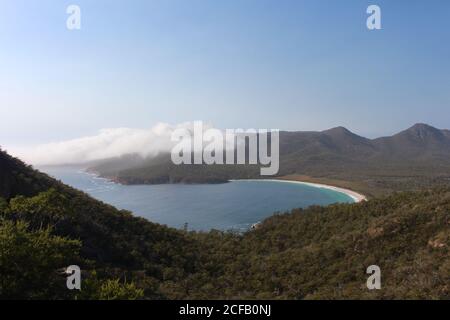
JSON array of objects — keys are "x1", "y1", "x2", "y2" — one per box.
[
  {"x1": 90, "y1": 124, "x2": 450, "y2": 198},
  {"x1": 0, "y1": 148, "x2": 449, "y2": 299},
  {"x1": 0, "y1": 220, "x2": 80, "y2": 299}
]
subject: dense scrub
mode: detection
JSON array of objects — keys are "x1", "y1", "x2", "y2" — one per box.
[{"x1": 0, "y1": 149, "x2": 449, "y2": 299}]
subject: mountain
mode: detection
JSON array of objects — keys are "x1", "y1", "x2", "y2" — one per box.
[
  {"x1": 277, "y1": 126, "x2": 375, "y2": 163},
  {"x1": 372, "y1": 123, "x2": 450, "y2": 161},
  {"x1": 0, "y1": 148, "x2": 449, "y2": 299},
  {"x1": 88, "y1": 124, "x2": 450, "y2": 197}
]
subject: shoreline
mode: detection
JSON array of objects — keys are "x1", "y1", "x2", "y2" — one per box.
[
  {"x1": 82, "y1": 168, "x2": 368, "y2": 203},
  {"x1": 230, "y1": 178, "x2": 367, "y2": 203}
]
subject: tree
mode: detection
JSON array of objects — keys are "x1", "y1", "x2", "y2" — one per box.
[{"x1": 0, "y1": 220, "x2": 81, "y2": 299}]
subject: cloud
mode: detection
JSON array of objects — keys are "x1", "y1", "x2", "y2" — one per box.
[{"x1": 11, "y1": 122, "x2": 215, "y2": 166}]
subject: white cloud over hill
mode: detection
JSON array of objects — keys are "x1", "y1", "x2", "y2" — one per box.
[{"x1": 12, "y1": 122, "x2": 214, "y2": 166}]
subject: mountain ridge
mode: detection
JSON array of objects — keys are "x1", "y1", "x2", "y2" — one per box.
[{"x1": 85, "y1": 123, "x2": 450, "y2": 197}]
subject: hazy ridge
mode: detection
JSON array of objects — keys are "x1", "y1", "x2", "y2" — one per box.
[{"x1": 89, "y1": 123, "x2": 450, "y2": 197}]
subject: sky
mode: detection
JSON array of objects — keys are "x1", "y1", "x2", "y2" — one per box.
[{"x1": 1, "y1": 0, "x2": 450, "y2": 162}]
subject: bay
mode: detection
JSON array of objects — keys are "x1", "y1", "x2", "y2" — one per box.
[{"x1": 41, "y1": 166, "x2": 354, "y2": 231}]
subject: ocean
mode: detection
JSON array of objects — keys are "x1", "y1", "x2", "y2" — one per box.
[{"x1": 41, "y1": 166, "x2": 354, "y2": 231}]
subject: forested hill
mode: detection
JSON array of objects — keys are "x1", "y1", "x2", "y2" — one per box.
[
  {"x1": 88, "y1": 123, "x2": 450, "y2": 197},
  {"x1": 0, "y1": 149, "x2": 449, "y2": 299},
  {"x1": 0, "y1": 149, "x2": 201, "y2": 299},
  {"x1": 0, "y1": 148, "x2": 57, "y2": 199}
]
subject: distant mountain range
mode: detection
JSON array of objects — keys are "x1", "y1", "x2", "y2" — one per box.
[{"x1": 87, "y1": 124, "x2": 450, "y2": 197}]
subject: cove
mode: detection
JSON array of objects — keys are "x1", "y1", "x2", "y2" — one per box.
[{"x1": 41, "y1": 166, "x2": 355, "y2": 232}]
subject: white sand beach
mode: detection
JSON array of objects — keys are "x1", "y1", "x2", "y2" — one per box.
[{"x1": 232, "y1": 179, "x2": 367, "y2": 203}]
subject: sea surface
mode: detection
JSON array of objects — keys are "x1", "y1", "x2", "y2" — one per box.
[{"x1": 41, "y1": 166, "x2": 354, "y2": 231}]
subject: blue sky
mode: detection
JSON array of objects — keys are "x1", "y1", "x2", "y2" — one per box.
[{"x1": 1, "y1": 0, "x2": 450, "y2": 149}]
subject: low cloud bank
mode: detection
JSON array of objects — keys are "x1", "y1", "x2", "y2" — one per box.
[{"x1": 12, "y1": 122, "x2": 215, "y2": 166}]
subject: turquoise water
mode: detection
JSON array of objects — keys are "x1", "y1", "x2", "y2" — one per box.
[{"x1": 41, "y1": 166, "x2": 354, "y2": 231}]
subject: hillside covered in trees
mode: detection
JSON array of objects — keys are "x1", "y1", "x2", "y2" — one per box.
[{"x1": 0, "y1": 148, "x2": 449, "y2": 299}]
